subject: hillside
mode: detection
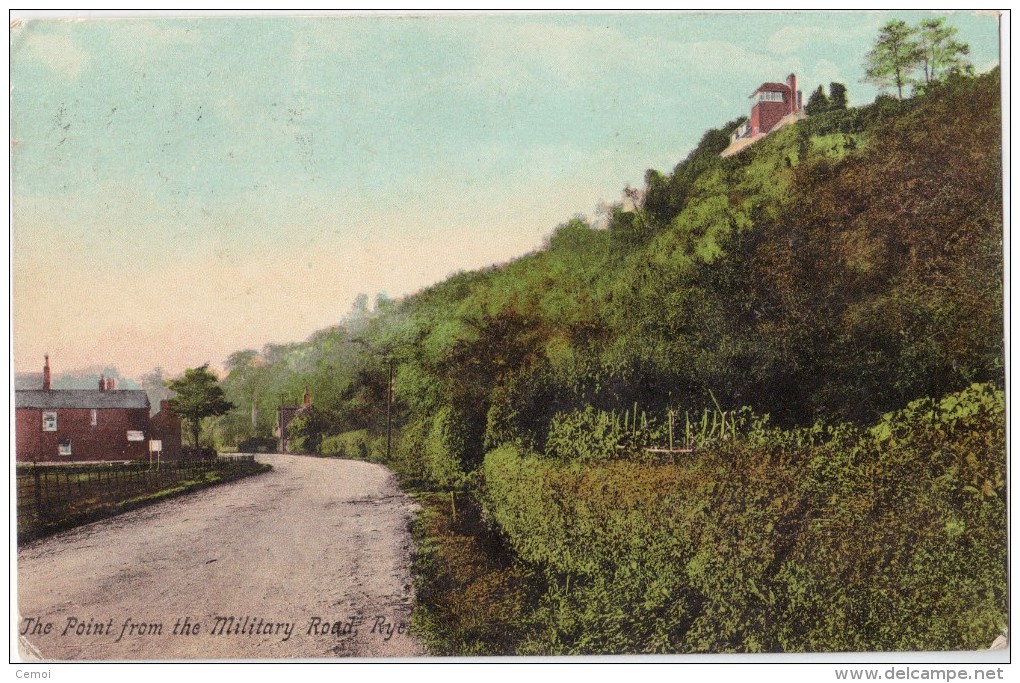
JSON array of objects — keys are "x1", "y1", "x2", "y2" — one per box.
[
  {"x1": 219, "y1": 69, "x2": 1002, "y2": 456},
  {"x1": 216, "y1": 70, "x2": 1005, "y2": 654}
]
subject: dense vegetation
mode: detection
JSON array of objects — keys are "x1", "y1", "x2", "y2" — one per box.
[
  {"x1": 216, "y1": 70, "x2": 1004, "y2": 653},
  {"x1": 479, "y1": 384, "x2": 1004, "y2": 653}
]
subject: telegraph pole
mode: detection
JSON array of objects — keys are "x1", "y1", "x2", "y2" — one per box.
[
  {"x1": 351, "y1": 336, "x2": 401, "y2": 461},
  {"x1": 386, "y1": 357, "x2": 394, "y2": 460}
]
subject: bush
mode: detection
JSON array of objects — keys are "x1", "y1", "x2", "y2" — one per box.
[
  {"x1": 320, "y1": 429, "x2": 375, "y2": 459},
  {"x1": 179, "y1": 446, "x2": 217, "y2": 461},
  {"x1": 424, "y1": 407, "x2": 469, "y2": 489},
  {"x1": 236, "y1": 436, "x2": 278, "y2": 453},
  {"x1": 544, "y1": 406, "x2": 623, "y2": 462},
  {"x1": 479, "y1": 384, "x2": 1006, "y2": 654}
]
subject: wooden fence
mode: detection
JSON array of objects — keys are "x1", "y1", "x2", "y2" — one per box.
[{"x1": 16, "y1": 456, "x2": 261, "y2": 541}]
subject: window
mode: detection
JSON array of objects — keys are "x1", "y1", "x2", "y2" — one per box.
[
  {"x1": 58, "y1": 439, "x2": 72, "y2": 456},
  {"x1": 42, "y1": 411, "x2": 57, "y2": 431},
  {"x1": 758, "y1": 90, "x2": 785, "y2": 103},
  {"x1": 91, "y1": 409, "x2": 98, "y2": 426}
]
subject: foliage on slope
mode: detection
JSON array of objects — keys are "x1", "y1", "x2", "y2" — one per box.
[
  {"x1": 218, "y1": 70, "x2": 1001, "y2": 466},
  {"x1": 214, "y1": 71, "x2": 1005, "y2": 653}
]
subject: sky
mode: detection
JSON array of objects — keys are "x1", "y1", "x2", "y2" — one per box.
[{"x1": 10, "y1": 10, "x2": 1003, "y2": 380}]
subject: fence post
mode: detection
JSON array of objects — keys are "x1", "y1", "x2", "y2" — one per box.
[{"x1": 33, "y1": 466, "x2": 43, "y2": 522}]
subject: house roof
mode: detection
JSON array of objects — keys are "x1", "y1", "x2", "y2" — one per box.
[
  {"x1": 15, "y1": 389, "x2": 150, "y2": 410},
  {"x1": 14, "y1": 373, "x2": 44, "y2": 390},
  {"x1": 750, "y1": 82, "x2": 791, "y2": 97}
]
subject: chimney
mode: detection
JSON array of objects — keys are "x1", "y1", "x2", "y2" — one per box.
[
  {"x1": 108, "y1": 377, "x2": 116, "y2": 391},
  {"x1": 99, "y1": 373, "x2": 106, "y2": 392},
  {"x1": 43, "y1": 355, "x2": 51, "y2": 391},
  {"x1": 303, "y1": 386, "x2": 311, "y2": 408},
  {"x1": 787, "y1": 73, "x2": 798, "y2": 114},
  {"x1": 160, "y1": 399, "x2": 173, "y2": 414}
]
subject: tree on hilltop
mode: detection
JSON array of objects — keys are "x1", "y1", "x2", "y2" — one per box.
[
  {"x1": 864, "y1": 20, "x2": 923, "y2": 99},
  {"x1": 805, "y1": 85, "x2": 831, "y2": 115},
  {"x1": 918, "y1": 17, "x2": 971, "y2": 85},
  {"x1": 828, "y1": 82, "x2": 848, "y2": 110}
]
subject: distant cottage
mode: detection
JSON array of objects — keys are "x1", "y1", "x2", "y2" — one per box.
[
  {"x1": 14, "y1": 356, "x2": 182, "y2": 463},
  {"x1": 275, "y1": 387, "x2": 311, "y2": 453},
  {"x1": 721, "y1": 73, "x2": 806, "y2": 158}
]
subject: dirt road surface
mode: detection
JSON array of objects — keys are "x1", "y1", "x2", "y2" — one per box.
[{"x1": 16, "y1": 455, "x2": 424, "y2": 660}]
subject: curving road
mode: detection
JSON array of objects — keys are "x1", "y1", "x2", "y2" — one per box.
[{"x1": 16, "y1": 455, "x2": 424, "y2": 660}]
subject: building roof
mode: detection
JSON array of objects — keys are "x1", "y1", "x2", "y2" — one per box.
[
  {"x1": 14, "y1": 373, "x2": 44, "y2": 390},
  {"x1": 15, "y1": 389, "x2": 150, "y2": 410},
  {"x1": 750, "y1": 82, "x2": 791, "y2": 96}
]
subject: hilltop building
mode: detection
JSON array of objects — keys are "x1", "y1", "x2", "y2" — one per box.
[
  {"x1": 14, "y1": 356, "x2": 182, "y2": 463},
  {"x1": 722, "y1": 73, "x2": 806, "y2": 158}
]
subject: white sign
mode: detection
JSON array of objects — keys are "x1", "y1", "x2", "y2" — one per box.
[
  {"x1": 149, "y1": 440, "x2": 162, "y2": 452},
  {"x1": 127, "y1": 430, "x2": 145, "y2": 442}
]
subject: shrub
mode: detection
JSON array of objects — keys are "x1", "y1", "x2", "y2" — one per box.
[
  {"x1": 320, "y1": 429, "x2": 374, "y2": 459},
  {"x1": 424, "y1": 407, "x2": 469, "y2": 489},
  {"x1": 479, "y1": 384, "x2": 1006, "y2": 654},
  {"x1": 544, "y1": 406, "x2": 623, "y2": 462},
  {"x1": 236, "y1": 436, "x2": 278, "y2": 453}
]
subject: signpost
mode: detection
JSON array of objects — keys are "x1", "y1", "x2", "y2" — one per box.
[{"x1": 149, "y1": 439, "x2": 162, "y2": 470}]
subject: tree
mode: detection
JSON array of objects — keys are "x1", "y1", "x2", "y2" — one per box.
[
  {"x1": 167, "y1": 364, "x2": 234, "y2": 448},
  {"x1": 864, "y1": 20, "x2": 923, "y2": 99},
  {"x1": 918, "y1": 17, "x2": 970, "y2": 85},
  {"x1": 805, "y1": 85, "x2": 831, "y2": 115},
  {"x1": 828, "y1": 82, "x2": 848, "y2": 110}
]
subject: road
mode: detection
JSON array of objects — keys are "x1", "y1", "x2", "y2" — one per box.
[{"x1": 16, "y1": 455, "x2": 424, "y2": 660}]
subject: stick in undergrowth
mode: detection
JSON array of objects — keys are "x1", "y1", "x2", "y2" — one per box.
[
  {"x1": 707, "y1": 387, "x2": 724, "y2": 414},
  {"x1": 668, "y1": 409, "x2": 674, "y2": 451}
]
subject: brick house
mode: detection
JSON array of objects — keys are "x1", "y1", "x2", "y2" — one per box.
[
  {"x1": 14, "y1": 356, "x2": 182, "y2": 463},
  {"x1": 150, "y1": 399, "x2": 184, "y2": 460},
  {"x1": 724, "y1": 73, "x2": 805, "y2": 156}
]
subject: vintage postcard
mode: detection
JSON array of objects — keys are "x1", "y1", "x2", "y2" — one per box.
[{"x1": 10, "y1": 10, "x2": 1007, "y2": 670}]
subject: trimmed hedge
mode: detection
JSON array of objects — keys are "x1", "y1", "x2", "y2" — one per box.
[{"x1": 480, "y1": 384, "x2": 1006, "y2": 654}]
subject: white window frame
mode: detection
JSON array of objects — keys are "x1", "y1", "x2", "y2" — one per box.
[
  {"x1": 758, "y1": 91, "x2": 784, "y2": 103},
  {"x1": 91, "y1": 409, "x2": 98, "y2": 426},
  {"x1": 58, "y1": 439, "x2": 72, "y2": 456},
  {"x1": 42, "y1": 411, "x2": 57, "y2": 432}
]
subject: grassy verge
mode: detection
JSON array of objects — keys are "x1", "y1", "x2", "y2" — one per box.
[{"x1": 409, "y1": 490, "x2": 542, "y2": 656}]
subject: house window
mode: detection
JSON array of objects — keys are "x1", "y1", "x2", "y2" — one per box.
[
  {"x1": 42, "y1": 411, "x2": 57, "y2": 431},
  {"x1": 91, "y1": 409, "x2": 98, "y2": 426},
  {"x1": 758, "y1": 91, "x2": 784, "y2": 103},
  {"x1": 58, "y1": 439, "x2": 72, "y2": 456}
]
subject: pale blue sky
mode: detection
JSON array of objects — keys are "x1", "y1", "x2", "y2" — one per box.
[{"x1": 10, "y1": 11, "x2": 1002, "y2": 377}]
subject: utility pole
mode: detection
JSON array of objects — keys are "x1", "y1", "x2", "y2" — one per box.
[
  {"x1": 350, "y1": 336, "x2": 402, "y2": 461},
  {"x1": 386, "y1": 357, "x2": 394, "y2": 460}
]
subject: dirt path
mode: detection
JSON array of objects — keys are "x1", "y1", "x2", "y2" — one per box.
[{"x1": 16, "y1": 455, "x2": 424, "y2": 660}]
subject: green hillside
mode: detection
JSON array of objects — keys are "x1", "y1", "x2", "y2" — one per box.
[{"x1": 217, "y1": 69, "x2": 1004, "y2": 653}]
